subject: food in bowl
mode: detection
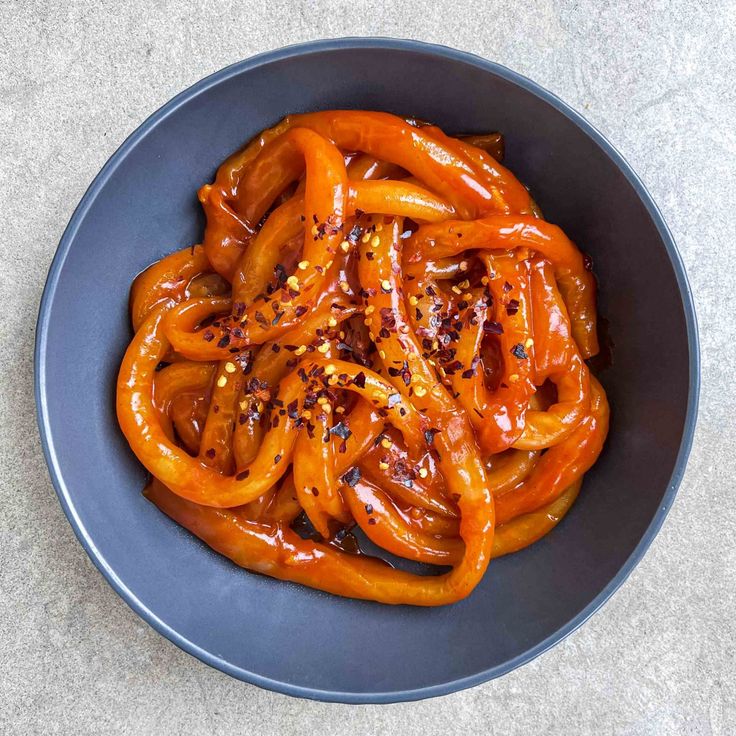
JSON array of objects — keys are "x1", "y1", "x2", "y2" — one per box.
[{"x1": 116, "y1": 110, "x2": 609, "y2": 606}]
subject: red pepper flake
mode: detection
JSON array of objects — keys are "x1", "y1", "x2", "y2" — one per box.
[
  {"x1": 274, "y1": 454, "x2": 282, "y2": 464},
  {"x1": 295, "y1": 305, "x2": 308, "y2": 317},
  {"x1": 483, "y1": 320, "x2": 504, "y2": 335},
  {"x1": 236, "y1": 469, "x2": 250, "y2": 481},
  {"x1": 352, "y1": 371, "x2": 366, "y2": 388},
  {"x1": 216, "y1": 334, "x2": 230, "y2": 349},
  {"x1": 502, "y1": 281, "x2": 512, "y2": 293},
  {"x1": 510, "y1": 343, "x2": 529, "y2": 359},
  {"x1": 274, "y1": 264, "x2": 287, "y2": 283},
  {"x1": 202, "y1": 330, "x2": 214, "y2": 342},
  {"x1": 213, "y1": 405, "x2": 219, "y2": 414},
  {"x1": 233, "y1": 301, "x2": 246, "y2": 317},
  {"x1": 365, "y1": 503, "x2": 373, "y2": 514},
  {"x1": 348, "y1": 224, "x2": 362, "y2": 242},
  {"x1": 271, "y1": 344, "x2": 281, "y2": 353},
  {"x1": 342, "y1": 467, "x2": 361, "y2": 487},
  {"x1": 368, "y1": 518, "x2": 377, "y2": 525},
  {"x1": 205, "y1": 448, "x2": 216, "y2": 459},
  {"x1": 330, "y1": 421, "x2": 352, "y2": 440},
  {"x1": 506, "y1": 299, "x2": 520, "y2": 316},
  {"x1": 424, "y1": 428, "x2": 440, "y2": 445},
  {"x1": 311, "y1": 486, "x2": 320, "y2": 496},
  {"x1": 254, "y1": 311, "x2": 269, "y2": 328},
  {"x1": 271, "y1": 311, "x2": 284, "y2": 326}
]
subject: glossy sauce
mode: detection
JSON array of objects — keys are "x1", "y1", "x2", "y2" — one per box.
[{"x1": 117, "y1": 110, "x2": 609, "y2": 606}]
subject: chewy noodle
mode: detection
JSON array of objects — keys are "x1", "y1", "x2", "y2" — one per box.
[{"x1": 117, "y1": 110, "x2": 609, "y2": 606}]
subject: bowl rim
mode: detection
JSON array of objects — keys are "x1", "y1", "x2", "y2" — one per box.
[{"x1": 34, "y1": 36, "x2": 700, "y2": 704}]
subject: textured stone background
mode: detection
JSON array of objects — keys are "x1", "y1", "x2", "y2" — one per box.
[{"x1": 1, "y1": 1, "x2": 735, "y2": 734}]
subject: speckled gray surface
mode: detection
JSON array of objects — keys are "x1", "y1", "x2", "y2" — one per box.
[{"x1": 1, "y1": 1, "x2": 735, "y2": 734}]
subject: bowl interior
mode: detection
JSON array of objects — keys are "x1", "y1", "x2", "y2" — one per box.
[{"x1": 37, "y1": 40, "x2": 696, "y2": 702}]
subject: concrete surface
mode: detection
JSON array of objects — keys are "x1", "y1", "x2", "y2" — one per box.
[{"x1": 1, "y1": 1, "x2": 735, "y2": 734}]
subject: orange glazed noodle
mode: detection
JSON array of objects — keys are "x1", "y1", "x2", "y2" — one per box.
[{"x1": 117, "y1": 111, "x2": 609, "y2": 606}]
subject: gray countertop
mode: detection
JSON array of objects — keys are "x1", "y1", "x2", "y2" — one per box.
[{"x1": 1, "y1": 2, "x2": 734, "y2": 734}]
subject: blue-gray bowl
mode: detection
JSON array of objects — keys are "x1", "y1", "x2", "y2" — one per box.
[{"x1": 35, "y1": 38, "x2": 699, "y2": 703}]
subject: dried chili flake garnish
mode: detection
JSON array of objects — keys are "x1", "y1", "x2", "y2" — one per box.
[
  {"x1": 510, "y1": 343, "x2": 529, "y2": 360},
  {"x1": 342, "y1": 467, "x2": 361, "y2": 487},
  {"x1": 483, "y1": 320, "x2": 503, "y2": 335},
  {"x1": 506, "y1": 299, "x2": 520, "y2": 316},
  {"x1": 202, "y1": 330, "x2": 214, "y2": 342},
  {"x1": 216, "y1": 334, "x2": 230, "y2": 349},
  {"x1": 365, "y1": 504, "x2": 373, "y2": 514},
  {"x1": 352, "y1": 371, "x2": 366, "y2": 388},
  {"x1": 330, "y1": 421, "x2": 352, "y2": 440},
  {"x1": 424, "y1": 428, "x2": 440, "y2": 445},
  {"x1": 235, "y1": 469, "x2": 250, "y2": 481},
  {"x1": 295, "y1": 305, "x2": 308, "y2": 317},
  {"x1": 502, "y1": 281, "x2": 512, "y2": 293},
  {"x1": 205, "y1": 448, "x2": 216, "y2": 459},
  {"x1": 274, "y1": 264, "x2": 287, "y2": 283}
]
